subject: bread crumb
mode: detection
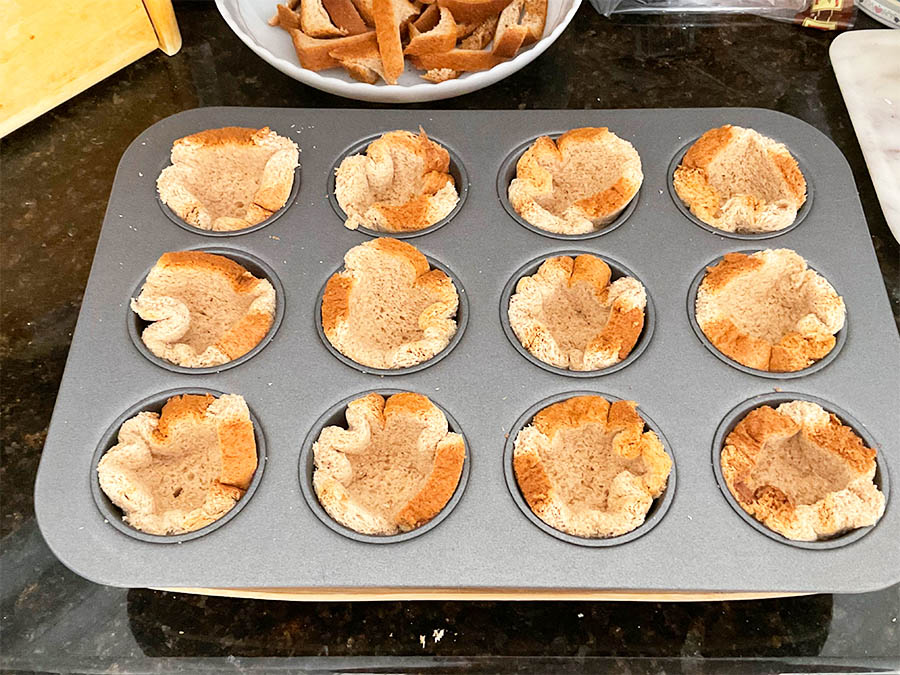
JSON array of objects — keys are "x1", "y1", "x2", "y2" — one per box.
[
  {"x1": 433, "y1": 629, "x2": 445, "y2": 642},
  {"x1": 577, "y1": 613, "x2": 584, "y2": 618},
  {"x1": 419, "y1": 635, "x2": 426, "y2": 648},
  {"x1": 775, "y1": 387, "x2": 783, "y2": 392},
  {"x1": 270, "y1": 235, "x2": 280, "y2": 240},
  {"x1": 138, "y1": 172, "x2": 144, "y2": 177}
]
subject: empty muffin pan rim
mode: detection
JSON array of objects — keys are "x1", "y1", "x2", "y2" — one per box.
[
  {"x1": 710, "y1": 391, "x2": 891, "y2": 550},
  {"x1": 326, "y1": 131, "x2": 470, "y2": 240},
  {"x1": 89, "y1": 387, "x2": 268, "y2": 544}
]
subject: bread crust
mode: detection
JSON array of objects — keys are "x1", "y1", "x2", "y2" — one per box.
[
  {"x1": 513, "y1": 396, "x2": 672, "y2": 538},
  {"x1": 97, "y1": 393, "x2": 258, "y2": 535},
  {"x1": 721, "y1": 401, "x2": 885, "y2": 541},
  {"x1": 695, "y1": 249, "x2": 845, "y2": 372},
  {"x1": 673, "y1": 124, "x2": 807, "y2": 233},
  {"x1": 313, "y1": 392, "x2": 465, "y2": 535},
  {"x1": 436, "y1": 0, "x2": 513, "y2": 23},
  {"x1": 322, "y1": 238, "x2": 459, "y2": 369},
  {"x1": 289, "y1": 28, "x2": 378, "y2": 70},
  {"x1": 508, "y1": 254, "x2": 646, "y2": 371},
  {"x1": 131, "y1": 251, "x2": 276, "y2": 368},
  {"x1": 405, "y1": 7, "x2": 458, "y2": 56},
  {"x1": 508, "y1": 127, "x2": 643, "y2": 235}
]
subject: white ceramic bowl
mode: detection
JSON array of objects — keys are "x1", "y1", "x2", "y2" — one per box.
[{"x1": 215, "y1": 0, "x2": 582, "y2": 103}]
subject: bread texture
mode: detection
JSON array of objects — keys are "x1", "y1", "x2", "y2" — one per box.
[
  {"x1": 696, "y1": 249, "x2": 845, "y2": 372},
  {"x1": 97, "y1": 393, "x2": 258, "y2": 535},
  {"x1": 513, "y1": 396, "x2": 671, "y2": 538},
  {"x1": 721, "y1": 401, "x2": 884, "y2": 541},
  {"x1": 508, "y1": 128, "x2": 643, "y2": 235},
  {"x1": 322, "y1": 238, "x2": 459, "y2": 369},
  {"x1": 508, "y1": 254, "x2": 646, "y2": 371},
  {"x1": 673, "y1": 125, "x2": 807, "y2": 233},
  {"x1": 131, "y1": 251, "x2": 276, "y2": 368},
  {"x1": 157, "y1": 127, "x2": 299, "y2": 232},
  {"x1": 313, "y1": 392, "x2": 465, "y2": 535},
  {"x1": 335, "y1": 128, "x2": 459, "y2": 232}
]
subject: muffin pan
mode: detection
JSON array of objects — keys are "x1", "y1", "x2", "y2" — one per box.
[{"x1": 35, "y1": 108, "x2": 899, "y2": 593}]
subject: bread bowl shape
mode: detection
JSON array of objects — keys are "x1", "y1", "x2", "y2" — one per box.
[
  {"x1": 508, "y1": 254, "x2": 646, "y2": 371},
  {"x1": 313, "y1": 392, "x2": 466, "y2": 535},
  {"x1": 513, "y1": 395, "x2": 672, "y2": 538},
  {"x1": 335, "y1": 129, "x2": 459, "y2": 232},
  {"x1": 696, "y1": 249, "x2": 844, "y2": 373},
  {"x1": 508, "y1": 127, "x2": 643, "y2": 235},
  {"x1": 321, "y1": 238, "x2": 459, "y2": 369},
  {"x1": 97, "y1": 393, "x2": 258, "y2": 535},
  {"x1": 157, "y1": 126, "x2": 299, "y2": 231},
  {"x1": 131, "y1": 251, "x2": 276, "y2": 368},
  {"x1": 721, "y1": 400, "x2": 885, "y2": 541},
  {"x1": 673, "y1": 125, "x2": 807, "y2": 234}
]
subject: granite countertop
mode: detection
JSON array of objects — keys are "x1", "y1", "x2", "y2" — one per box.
[{"x1": 1, "y1": 3, "x2": 898, "y2": 673}]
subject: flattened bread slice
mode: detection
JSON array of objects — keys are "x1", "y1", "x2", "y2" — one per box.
[
  {"x1": 673, "y1": 125, "x2": 807, "y2": 233},
  {"x1": 513, "y1": 396, "x2": 672, "y2": 538},
  {"x1": 696, "y1": 249, "x2": 845, "y2": 372},
  {"x1": 157, "y1": 127, "x2": 299, "y2": 232},
  {"x1": 508, "y1": 254, "x2": 646, "y2": 371},
  {"x1": 322, "y1": 238, "x2": 459, "y2": 369},
  {"x1": 131, "y1": 251, "x2": 276, "y2": 368},
  {"x1": 508, "y1": 127, "x2": 643, "y2": 235},
  {"x1": 98, "y1": 393, "x2": 258, "y2": 535},
  {"x1": 334, "y1": 128, "x2": 458, "y2": 231},
  {"x1": 721, "y1": 401, "x2": 884, "y2": 541},
  {"x1": 313, "y1": 392, "x2": 466, "y2": 534}
]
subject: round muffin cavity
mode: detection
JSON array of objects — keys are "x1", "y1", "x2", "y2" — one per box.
[
  {"x1": 97, "y1": 393, "x2": 258, "y2": 535},
  {"x1": 721, "y1": 400, "x2": 885, "y2": 541},
  {"x1": 321, "y1": 238, "x2": 459, "y2": 370},
  {"x1": 508, "y1": 127, "x2": 643, "y2": 235},
  {"x1": 157, "y1": 126, "x2": 299, "y2": 231},
  {"x1": 673, "y1": 125, "x2": 806, "y2": 233},
  {"x1": 131, "y1": 251, "x2": 276, "y2": 368},
  {"x1": 513, "y1": 395, "x2": 672, "y2": 538},
  {"x1": 508, "y1": 254, "x2": 646, "y2": 371},
  {"x1": 335, "y1": 128, "x2": 459, "y2": 232},
  {"x1": 696, "y1": 249, "x2": 844, "y2": 373},
  {"x1": 312, "y1": 392, "x2": 466, "y2": 535}
]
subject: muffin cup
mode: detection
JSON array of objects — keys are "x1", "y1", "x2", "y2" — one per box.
[
  {"x1": 711, "y1": 392, "x2": 890, "y2": 550},
  {"x1": 90, "y1": 388, "x2": 267, "y2": 544},
  {"x1": 327, "y1": 132, "x2": 469, "y2": 239},
  {"x1": 500, "y1": 251, "x2": 655, "y2": 377},
  {"x1": 298, "y1": 389, "x2": 471, "y2": 544},
  {"x1": 496, "y1": 133, "x2": 641, "y2": 241},
  {"x1": 128, "y1": 246, "x2": 285, "y2": 374},
  {"x1": 503, "y1": 391, "x2": 677, "y2": 547}
]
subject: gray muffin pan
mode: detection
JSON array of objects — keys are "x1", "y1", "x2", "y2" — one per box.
[{"x1": 34, "y1": 108, "x2": 900, "y2": 593}]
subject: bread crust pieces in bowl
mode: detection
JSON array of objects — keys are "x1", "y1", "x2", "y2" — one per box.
[
  {"x1": 157, "y1": 126, "x2": 299, "y2": 232},
  {"x1": 508, "y1": 128, "x2": 643, "y2": 235},
  {"x1": 721, "y1": 401, "x2": 885, "y2": 541},
  {"x1": 97, "y1": 393, "x2": 258, "y2": 536},
  {"x1": 513, "y1": 396, "x2": 672, "y2": 538},
  {"x1": 322, "y1": 238, "x2": 459, "y2": 369},
  {"x1": 313, "y1": 392, "x2": 466, "y2": 535},
  {"x1": 696, "y1": 249, "x2": 845, "y2": 373},
  {"x1": 508, "y1": 254, "x2": 646, "y2": 371},
  {"x1": 673, "y1": 124, "x2": 807, "y2": 234},
  {"x1": 131, "y1": 251, "x2": 276, "y2": 368},
  {"x1": 335, "y1": 128, "x2": 459, "y2": 232}
]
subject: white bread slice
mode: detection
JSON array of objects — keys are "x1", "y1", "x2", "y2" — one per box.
[
  {"x1": 721, "y1": 401, "x2": 884, "y2": 541},
  {"x1": 156, "y1": 126, "x2": 299, "y2": 232},
  {"x1": 513, "y1": 396, "x2": 672, "y2": 538},
  {"x1": 436, "y1": 0, "x2": 513, "y2": 23},
  {"x1": 313, "y1": 392, "x2": 465, "y2": 534},
  {"x1": 322, "y1": 0, "x2": 370, "y2": 33},
  {"x1": 289, "y1": 28, "x2": 378, "y2": 70},
  {"x1": 508, "y1": 255, "x2": 646, "y2": 371},
  {"x1": 334, "y1": 128, "x2": 458, "y2": 232},
  {"x1": 405, "y1": 7, "x2": 458, "y2": 55},
  {"x1": 321, "y1": 238, "x2": 459, "y2": 369},
  {"x1": 696, "y1": 249, "x2": 845, "y2": 372},
  {"x1": 673, "y1": 125, "x2": 807, "y2": 233},
  {"x1": 373, "y1": 0, "x2": 419, "y2": 84},
  {"x1": 508, "y1": 127, "x2": 643, "y2": 235},
  {"x1": 97, "y1": 393, "x2": 258, "y2": 535},
  {"x1": 131, "y1": 251, "x2": 276, "y2": 368},
  {"x1": 300, "y1": 0, "x2": 348, "y2": 37}
]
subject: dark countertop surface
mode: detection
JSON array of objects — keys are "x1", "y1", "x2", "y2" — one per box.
[{"x1": 1, "y1": 3, "x2": 898, "y2": 673}]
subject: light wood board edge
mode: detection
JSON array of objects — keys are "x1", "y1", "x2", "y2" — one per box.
[{"x1": 142, "y1": 0, "x2": 182, "y2": 55}]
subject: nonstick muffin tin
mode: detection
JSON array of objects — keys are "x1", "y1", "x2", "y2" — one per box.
[{"x1": 35, "y1": 108, "x2": 899, "y2": 593}]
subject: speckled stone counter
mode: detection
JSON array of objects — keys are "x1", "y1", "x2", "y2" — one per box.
[{"x1": 1, "y1": 4, "x2": 898, "y2": 673}]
